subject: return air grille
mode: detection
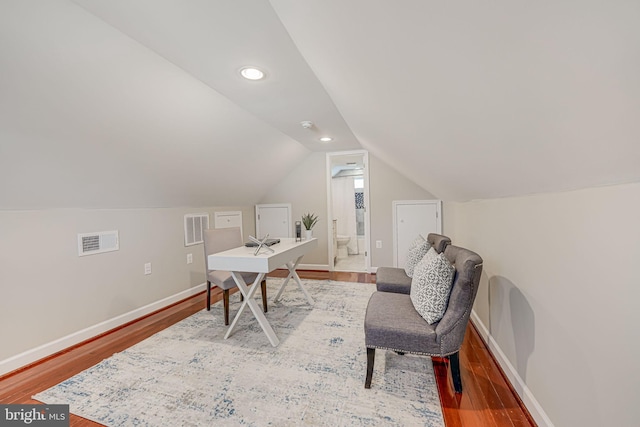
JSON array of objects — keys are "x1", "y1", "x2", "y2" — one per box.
[
  {"x1": 78, "y1": 230, "x2": 119, "y2": 256},
  {"x1": 184, "y1": 213, "x2": 209, "y2": 246},
  {"x1": 82, "y1": 235, "x2": 100, "y2": 252}
]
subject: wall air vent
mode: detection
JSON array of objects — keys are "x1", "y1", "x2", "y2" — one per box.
[
  {"x1": 184, "y1": 213, "x2": 209, "y2": 246},
  {"x1": 78, "y1": 230, "x2": 119, "y2": 256}
]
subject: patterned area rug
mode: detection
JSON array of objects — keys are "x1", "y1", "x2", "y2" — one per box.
[{"x1": 34, "y1": 279, "x2": 444, "y2": 426}]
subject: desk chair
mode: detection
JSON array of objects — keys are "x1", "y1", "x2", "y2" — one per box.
[{"x1": 203, "y1": 227, "x2": 267, "y2": 325}]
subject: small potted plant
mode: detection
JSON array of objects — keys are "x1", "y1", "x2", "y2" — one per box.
[{"x1": 301, "y1": 212, "x2": 319, "y2": 240}]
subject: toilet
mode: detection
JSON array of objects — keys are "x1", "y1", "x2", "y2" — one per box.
[{"x1": 336, "y1": 235, "x2": 351, "y2": 259}]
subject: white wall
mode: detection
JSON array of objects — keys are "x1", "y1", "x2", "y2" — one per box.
[
  {"x1": 368, "y1": 155, "x2": 436, "y2": 267},
  {"x1": 259, "y1": 153, "x2": 329, "y2": 265},
  {"x1": 259, "y1": 151, "x2": 435, "y2": 267},
  {"x1": 0, "y1": 205, "x2": 254, "y2": 374},
  {"x1": 445, "y1": 182, "x2": 640, "y2": 427}
]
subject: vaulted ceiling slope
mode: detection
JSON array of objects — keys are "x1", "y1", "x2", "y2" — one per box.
[
  {"x1": 272, "y1": 0, "x2": 640, "y2": 200},
  {"x1": 1, "y1": 1, "x2": 639, "y2": 209},
  {"x1": 0, "y1": 0, "x2": 357, "y2": 209}
]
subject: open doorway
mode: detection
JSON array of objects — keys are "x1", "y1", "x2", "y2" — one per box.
[{"x1": 326, "y1": 150, "x2": 370, "y2": 272}]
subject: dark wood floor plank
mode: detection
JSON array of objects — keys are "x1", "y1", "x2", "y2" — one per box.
[
  {"x1": 433, "y1": 357, "x2": 465, "y2": 427},
  {"x1": 464, "y1": 352, "x2": 513, "y2": 426},
  {"x1": 466, "y1": 325, "x2": 534, "y2": 426},
  {"x1": 0, "y1": 270, "x2": 535, "y2": 427}
]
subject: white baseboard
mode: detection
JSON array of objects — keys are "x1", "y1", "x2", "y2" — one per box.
[
  {"x1": 297, "y1": 264, "x2": 378, "y2": 274},
  {"x1": 298, "y1": 263, "x2": 329, "y2": 271},
  {"x1": 0, "y1": 283, "x2": 207, "y2": 377},
  {"x1": 470, "y1": 310, "x2": 555, "y2": 427}
]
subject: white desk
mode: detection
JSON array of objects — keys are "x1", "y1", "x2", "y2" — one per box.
[{"x1": 207, "y1": 238, "x2": 317, "y2": 346}]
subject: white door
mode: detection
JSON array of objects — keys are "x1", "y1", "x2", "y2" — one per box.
[
  {"x1": 255, "y1": 204, "x2": 292, "y2": 239},
  {"x1": 393, "y1": 200, "x2": 442, "y2": 268}
]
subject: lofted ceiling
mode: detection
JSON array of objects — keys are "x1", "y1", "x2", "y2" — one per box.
[{"x1": 1, "y1": 0, "x2": 639, "y2": 209}]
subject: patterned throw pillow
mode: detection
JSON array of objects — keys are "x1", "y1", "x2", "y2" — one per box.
[
  {"x1": 404, "y1": 240, "x2": 431, "y2": 278},
  {"x1": 408, "y1": 234, "x2": 426, "y2": 251},
  {"x1": 423, "y1": 246, "x2": 438, "y2": 264},
  {"x1": 410, "y1": 252, "x2": 455, "y2": 324}
]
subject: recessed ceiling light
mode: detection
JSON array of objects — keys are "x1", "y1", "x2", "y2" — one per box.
[
  {"x1": 319, "y1": 137, "x2": 333, "y2": 142},
  {"x1": 239, "y1": 67, "x2": 265, "y2": 80}
]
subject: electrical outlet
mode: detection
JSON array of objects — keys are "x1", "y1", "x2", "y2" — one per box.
[
  {"x1": 187, "y1": 253, "x2": 193, "y2": 264},
  {"x1": 144, "y1": 262, "x2": 152, "y2": 275},
  {"x1": 376, "y1": 240, "x2": 382, "y2": 249}
]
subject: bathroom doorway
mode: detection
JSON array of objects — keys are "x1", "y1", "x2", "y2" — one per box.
[{"x1": 326, "y1": 150, "x2": 370, "y2": 273}]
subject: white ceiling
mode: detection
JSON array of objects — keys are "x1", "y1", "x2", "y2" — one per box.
[{"x1": 1, "y1": 0, "x2": 639, "y2": 209}]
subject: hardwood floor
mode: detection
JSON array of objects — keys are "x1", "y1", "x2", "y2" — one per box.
[{"x1": 0, "y1": 271, "x2": 535, "y2": 426}]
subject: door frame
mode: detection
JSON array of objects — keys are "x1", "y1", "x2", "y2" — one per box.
[{"x1": 326, "y1": 150, "x2": 371, "y2": 272}]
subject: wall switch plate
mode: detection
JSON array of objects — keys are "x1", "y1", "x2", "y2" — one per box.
[
  {"x1": 376, "y1": 240, "x2": 382, "y2": 249},
  {"x1": 144, "y1": 262, "x2": 152, "y2": 275},
  {"x1": 187, "y1": 253, "x2": 193, "y2": 264}
]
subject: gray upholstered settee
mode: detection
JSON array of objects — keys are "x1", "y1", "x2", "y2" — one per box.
[
  {"x1": 375, "y1": 233, "x2": 451, "y2": 294},
  {"x1": 364, "y1": 244, "x2": 483, "y2": 393}
]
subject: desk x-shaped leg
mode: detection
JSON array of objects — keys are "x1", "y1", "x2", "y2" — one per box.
[
  {"x1": 273, "y1": 255, "x2": 315, "y2": 305},
  {"x1": 224, "y1": 272, "x2": 279, "y2": 347}
]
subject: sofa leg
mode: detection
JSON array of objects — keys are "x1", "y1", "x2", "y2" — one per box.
[
  {"x1": 365, "y1": 348, "x2": 375, "y2": 388},
  {"x1": 206, "y1": 281, "x2": 212, "y2": 311},
  {"x1": 449, "y1": 352, "x2": 463, "y2": 393}
]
